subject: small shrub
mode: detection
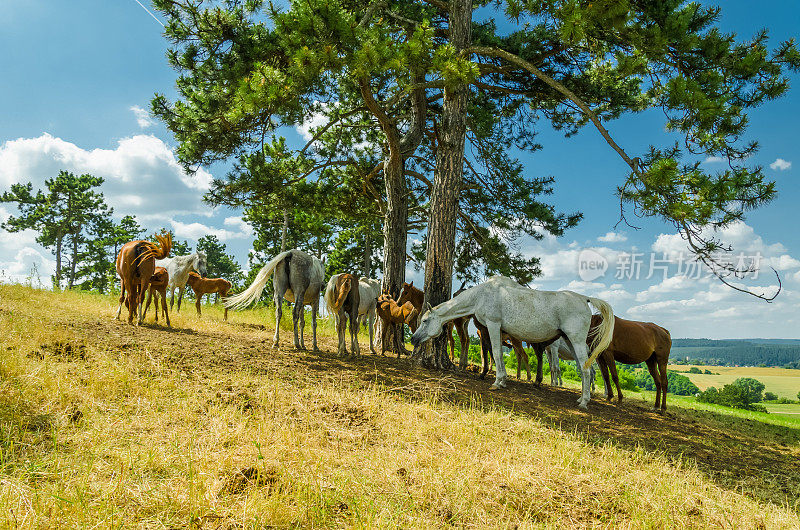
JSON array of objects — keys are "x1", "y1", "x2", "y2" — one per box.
[
  {"x1": 688, "y1": 367, "x2": 702, "y2": 374},
  {"x1": 764, "y1": 391, "x2": 778, "y2": 402}
]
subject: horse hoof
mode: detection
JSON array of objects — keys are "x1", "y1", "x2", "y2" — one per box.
[
  {"x1": 578, "y1": 402, "x2": 589, "y2": 411},
  {"x1": 489, "y1": 384, "x2": 501, "y2": 391}
]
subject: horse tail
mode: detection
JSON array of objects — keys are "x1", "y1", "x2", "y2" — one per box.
[
  {"x1": 583, "y1": 296, "x2": 615, "y2": 370},
  {"x1": 225, "y1": 250, "x2": 291, "y2": 310},
  {"x1": 324, "y1": 274, "x2": 340, "y2": 315},
  {"x1": 133, "y1": 233, "x2": 173, "y2": 271},
  {"x1": 332, "y1": 276, "x2": 352, "y2": 313}
]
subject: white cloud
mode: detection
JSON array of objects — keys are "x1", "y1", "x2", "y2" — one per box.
[
  {"x1": 703, "y1": 156, "x2": 725, "y2": 164},
  {"x1": 171, "y1": 219, "x2": 253, "y2": 242},
  {"x1": 130, "y1": 105, "x2": 155, "y2": 129},
  {"x1": 0, "y1": 133, "x2": 212, "y2": 222},
  {"x1": 770, "y1": 158, "x2": 792, "y2": 171},
  {"x1": 597, "y1": 231, "x2": 627, "y2": 243}
]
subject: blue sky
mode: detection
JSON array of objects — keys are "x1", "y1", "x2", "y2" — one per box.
[{"x1": 1, "y1": 1, "x2": 800, "y2": 338}]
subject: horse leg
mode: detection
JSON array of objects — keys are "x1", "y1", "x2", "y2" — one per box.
[
  {"x1": 597, "y1": 358, "x2": 613, "y2": 401},
  {"x1": 350, "y1": 307, "x2": 360, "y2": 356},
  {"x1": 457, "y1": 319, "x2": 469, "y2": 370},
  {"x1": 645, "y1": 357, "x2": 661, "y2": 411},
  {"x1": 486, "y1": 321, "x2": 507, "y2": 390},
  {"x1": 161, "y1": 291, "x2": 170, "y2": 327},
  {"x1": 273, "y1": 294, "x2": 283, "y2": 348},
  {"x1": 368, "y1": 309, "x2": 376, "y2": 355},
  {"x1": 116, "y1": 284, "x2": 126, "y2": 320},
  {"x1": 604, "y1": 353, "x2": 623, "y2": 402},
  {"x1": 336, "y1": 308, "x2": 347, "y2": 356},
  {"x1": 533, "y1": 344, "x2": 544, "y2": 386},
  {"x1": 136, "y1": 280, "x2": 148, "y2": 325},
  {"x1": 563, "y1": 334, "x2": 592, "y2": 410},
  {"x1": 195, "y1": 292, "x2": 202, "y2": 317},
  {"x1": 169, "y1": 287, "x2": 175, "y2": 309},
  {"x1": 446, "y1": 322, "x2": 455, "y2": 362},
  {"x1": 144, "y1": 289, "x2": 154, "y2": 321},
  {"x1": 176, "y1": 286, "x2": 185, "y2": 312},
  {"x1": 293, "y1": 287, "x2": 307, "y2": 351},
  {"x1": 657, "y1": 354, "x2": 668, "y2": 412},
  {"x1": 311, "y1": 299, "x2": 319, "y2": 352},
  {"x1": 547, "y1": 345, "x2": 560, "y2": 386},
  {"x1": 477, "y1": 327, "x2": 491, "y2": 380}
]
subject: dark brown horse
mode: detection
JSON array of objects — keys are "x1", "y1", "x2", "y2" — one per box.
[
  {"x1": 186, "y1": 272, "x2": 233, "y2": 321},
  {"x1": 115, "y1": 233, "x2": 172, "y2": 325},
  {"x1": 328, "y1": 273, "x2": 361, "y2": 356},
  {"x1": 591, "y1": 315, "x2": 672, "y2": 410},
  {"x1": 143, "y1": 266, "x2": 171, "y2": 327}
]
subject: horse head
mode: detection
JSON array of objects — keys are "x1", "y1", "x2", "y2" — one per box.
[
  {"x1": 409, "y1": 302, "x2": 442, "y2": 347},
  {"x1": 194, "y1": 251, "x2": 208, "y2": 277}
]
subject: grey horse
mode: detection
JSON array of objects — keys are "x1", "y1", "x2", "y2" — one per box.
[
  {"x1": 155, "y1": 250, "x2": 208, "y2": 311},
  {"x1": 225, "y1": 249, "x2": 324, "y2": 351}
]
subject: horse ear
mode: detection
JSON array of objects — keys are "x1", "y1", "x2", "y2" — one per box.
[
  {"x1": 409, "y1": 281, "x2": 414, "y2": 287},
  {"x1": 425, "y1": 302, "x2": 432, "y2": 312}
]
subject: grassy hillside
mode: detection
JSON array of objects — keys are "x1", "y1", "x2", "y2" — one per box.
[{"x1": 1, "y1": 284, "x2": 799, "y2": 527}]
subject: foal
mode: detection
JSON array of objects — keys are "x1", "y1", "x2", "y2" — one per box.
[
  {"x1": 376, "y1": 293, "x2": 419, "y2": 357},
  {"x1": 143, "y1": 266, "x2": 171, "y2": 327},
  {"x1": 186, "y1": 272, "x2": 232, "y2": 321}
]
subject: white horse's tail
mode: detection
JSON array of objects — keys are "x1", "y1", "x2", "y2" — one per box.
[
  {"x1": 324, "y1": 274, "x2": 339, "y2": 315},
  {"x1": 583, "y1": 297, "x2": 615, "y2": 370},
  {"x1": 225, "y1": 251, "x2": 291, "y2": 310}
]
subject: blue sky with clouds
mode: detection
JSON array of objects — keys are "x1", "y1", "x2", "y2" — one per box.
[{"x1": 1, "y1": 1, "x2": 800, "y2": 338}]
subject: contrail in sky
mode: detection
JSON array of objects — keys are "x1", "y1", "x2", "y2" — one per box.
[{"x1": 133, "y1": 0, "x2": 165, "y2": 27}]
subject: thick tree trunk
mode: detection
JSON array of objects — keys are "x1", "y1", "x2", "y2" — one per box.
[
  {"x1": 418, "y1": 0, "x2": 472, "y2": 369},
  {"x1": 382, "y1": 155, "x2": 408, "y2": 355}
]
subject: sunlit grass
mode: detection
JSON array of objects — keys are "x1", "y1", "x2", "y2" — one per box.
[{"x1": 0, "y1": 284, "x2": 798, "y2": 527}]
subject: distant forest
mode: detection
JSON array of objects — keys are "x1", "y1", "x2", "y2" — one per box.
[{"x1": 671, "y1": 339, "x2": 800, "y2": 368}]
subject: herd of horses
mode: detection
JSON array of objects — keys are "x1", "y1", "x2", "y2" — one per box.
[{"x1": 113, "y1": 241, "x2": 673, "y2": 412}]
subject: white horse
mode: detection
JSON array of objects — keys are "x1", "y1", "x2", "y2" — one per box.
[
  {"x1": 155, "y1": 251, "x2": 208, "y2": 311},
  {"x1": 547, "y1": 337, "x2": 596, "y2": 391},
  {"x1": 324, "y1": 275, "x2": 382, "y2": 354},
  {"x1": 409, "y1": 276, "x2": 614, "y2": 410},
  {"x1": 226, "y1": 249, "x2": 324, "y2": 351}
]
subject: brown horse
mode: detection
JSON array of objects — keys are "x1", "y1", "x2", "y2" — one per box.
[
  {"x1": 143, "y1": 266, "x2": 171, "y2": 327},
  {"x1": 115, "y1": 233, "x2": 172, "y2": 325},
  {"x1": 399, "y1": 281, "x2": 472, "y2": 368},
  {"x1": 186, "y1": 272, "x2": 232, "y2": 321},
  {"x1": 328, "y1": 273, "x2": 361, "y2": 356},
  {"x1": 591, "y1": 315, "x2": 672, "y2": 410},
  {"x1": 376, "y1": 293, "x2": 419, "y2": 357}
]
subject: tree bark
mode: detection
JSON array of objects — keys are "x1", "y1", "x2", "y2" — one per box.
[
  {"x1": 382, "y1": 155, "x2": 409, "y2": 356},
  {"x1": 68, "y1": 226, "x2": 80, "y2": 289},
  {"x1": 418, "y1": 0, "x2": 472, "y2": 369},
  {"x1": 54, "y1": 235, "x2": 63, "y2": 291}
]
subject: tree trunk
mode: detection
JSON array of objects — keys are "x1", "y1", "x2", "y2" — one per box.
[
  {"x1": 280, "y1": 206, "x2": 289, "y2": 253},
  {"x1": 418, "y1": 0, "x2": 473, "y2": 369},
  {"x1": 54, "y1": 235, "x2": 63, "y2": 291},
  {"x1": 363, "y1": 230, "x2": 371, "y2": 278},
  {"x1": 68, "y1": 227, "x2": 80, "y2": 289},
  {"x1": 382, "y1": 155, "x2": 409, "y2": 356}
]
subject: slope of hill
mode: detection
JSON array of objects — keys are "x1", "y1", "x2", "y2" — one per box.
[{"x1": 1, "y1": 284, "x2": 799, "y2": 527}]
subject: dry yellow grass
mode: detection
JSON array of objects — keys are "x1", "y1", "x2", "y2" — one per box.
[{"x1": 1, "y1": 284, "x2": 799, "y2": 528}]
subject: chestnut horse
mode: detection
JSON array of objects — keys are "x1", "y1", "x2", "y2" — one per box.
[
  {"x1": 187, "y1": 272, "x2": 232, "y2": 321},
  {"x1": 399, "y1": 281, "x2": 472, "y2": 369},
  {"x1": 375, "y1": 293, "x2": 419, "y2": 357},
  {"x1": 591, "y1": 315, "x2": 672, "y2": 410},
  {"x1": 115, "y1": 233, "x2": 172, "y2": 325},
  {"x1": 326, "y1": 273, "x2": 361, "y2": 356},
  {"x1": 143, "y1": 266, "x2": 171, "y2": 327}
]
